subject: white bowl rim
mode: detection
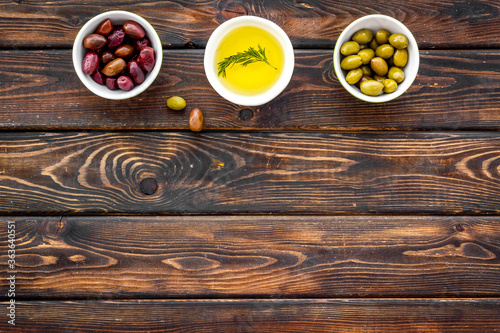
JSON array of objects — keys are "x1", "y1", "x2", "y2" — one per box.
[
  {"x1": 72, "y1": 10, "x2": 163, "y2": 100},
  {"x1": 204, "y1": 15, "x2": 295, "y2": 106},
  {"x1": 333, "y1": 14, "x2": 419, "y2": 103}
]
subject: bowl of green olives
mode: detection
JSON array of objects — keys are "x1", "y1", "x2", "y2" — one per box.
[
  {"x1": 73, "y1": 11, "x2": 163, "y2": 100},
  {"x1": 333, "y1": 15, "x2": 419, "y2": 103}
]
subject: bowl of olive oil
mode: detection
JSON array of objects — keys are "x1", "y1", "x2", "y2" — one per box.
[{"x1": 204, "y1": 16, "x2": 294, "y2": 106}]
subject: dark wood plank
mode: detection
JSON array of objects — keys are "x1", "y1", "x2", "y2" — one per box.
[
  {"x1": 0, "y1": 50, "x2": 499, "y2": 130},
  {"x1": 2, "y1": 216, "x2": 499, "y2": 298},
  {"x1": 1, "y1": 299, "x2": 499, "y2": 332},
  {"x1": 1, "y1": 0, "x2": 499, "y2": 49},
  {"x1": 1, "y1": 132, "x2": 500, "y2": 214}
]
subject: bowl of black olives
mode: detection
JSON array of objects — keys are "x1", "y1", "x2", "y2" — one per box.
[
  {"x1": 73, "y1": 11, "x2": 162, "y2": 100},
  {"x1": 333, "y1": 15, "x2": 419, "y2": 103}
]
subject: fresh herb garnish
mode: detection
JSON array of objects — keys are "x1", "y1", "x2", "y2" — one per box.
[{"x1": 217, "y1": 44, "x2": 277, "y2": 78}]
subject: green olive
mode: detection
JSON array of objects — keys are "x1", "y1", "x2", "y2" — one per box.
[
  {"x1": 360, "y1": 80, "x2": 384, "y2": 96},
  {"x1": 393, "y1": 48, "x2": 408, "y2": 67},
  {"x1": 370, "y1": 39, "x2": 379, "y2": 51},
  {"x1": 167, "y1": 96, "x2": 186, "y2": 111},
  {"x1": 375, "y1": 44, "x2": 395, "y2": 59},
  {"x1": 340, "y1": 55, "x2": 363, "y2": 70},
  {"x1": 389, "y1": 33, "x2": 408, "y2": 49},
  {"x1": 352, "y1": 29, "x2": 373, "y2": 44},
  {"x1": 360, "y1": 65, "x2": 372, "y2": 76},
  {"x1": 340, "y1": 41, "x2": 360, "y2": 56},
  {"x1": 382, "y1": 79, "x2": 398, "y2": 93},
  {"x1": 346, "y1": 68, "x2": 363, "y2": 84},
  {"x1": 370, "y1": 57, "x2": 388, "y2": 76},
  {"x1": 357, "y1": 48, "x2": 375, "y2": 65},
  {"x1": 375, "y1": 29, "x2": 391, "y2": 44},
  {"x1": 388, "y1": 66, "x2": 405, "y2": 83},
  {"x1": 359, "y1": 43, "x2": 369, "y2": 50},
  {"x1": 373, "y1": 75, "x2": 386, "y2": 83}
]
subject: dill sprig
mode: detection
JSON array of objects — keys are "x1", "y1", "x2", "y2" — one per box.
[{"x1": 217, "y1": 44, "x2": 277, "y2": 78}]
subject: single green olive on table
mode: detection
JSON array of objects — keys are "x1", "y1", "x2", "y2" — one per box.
[
  {"x1": 166, "y1": 96, "x2": 187, "y2": 111},
  {"x1": 339, "y1": 28, "x2": 409, "y2": 97}
]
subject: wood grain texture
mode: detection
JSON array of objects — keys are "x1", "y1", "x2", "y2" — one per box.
[
  {"x1": 0, "y1": 50, "x2": 499, "y2": 130},
  {"x1": 2, "y1": 0, "x2": 498, "y2": 328},
  {"x1": 2, "y1": 131, "x2": 500, "y2": 214},
  {"x1": 0, "y1": 0, "x2": 499, "y2": 49},
  {"x1": 1, "y1": 215, "x2": 499, "y2": 298},
  {"x1": 1, "y1": 299, "x2": 500, "y2": 332}
]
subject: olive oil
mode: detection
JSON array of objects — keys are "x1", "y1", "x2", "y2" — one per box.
[{"x1": 215, "y1": 26, "x2": 284, "y2": 96}]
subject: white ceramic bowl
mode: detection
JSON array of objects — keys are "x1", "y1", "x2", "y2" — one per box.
[
  {"x1": 204, "y1": 16, "x2": 294, "y2": 106},
  {"x1": 73, "y1": 11, "x2": 163, "y2": 100},
  {"x1": 333, "y1": 15, "x2": 419, "y2": 103}
]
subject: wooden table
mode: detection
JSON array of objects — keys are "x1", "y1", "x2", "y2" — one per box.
[{"x1": 1, "y1": 1, "x2": 500, "y2": 331}]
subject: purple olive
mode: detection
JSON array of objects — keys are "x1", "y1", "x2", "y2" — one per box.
[
  {"x1": 123, "y1": 20, "x2": 145, "y2": 39},
  {"x1": 91, "y1": 71, "x2": 104, "y2": 85},
  {"x1": 138, "y1": 46, "x2": 155, "y2": 72},
  {"x1": 127, "y1": 60, "x2": 145, "y2": 84},
  {"x1": 106, "y1": 78, "x2": 117, "y2": 90},
  {"x1": 133, "y1": 37, "x2": 151, "y2": 50},
  {"x1": 107, "y1": 29, "x2": 126, "y2": 48},
  {"x1": 82, "y1": 51, "x2": 99, "y2": 75},
  {"x1": 117, "y1": 75, "x2": 135, "y2": 91}
]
